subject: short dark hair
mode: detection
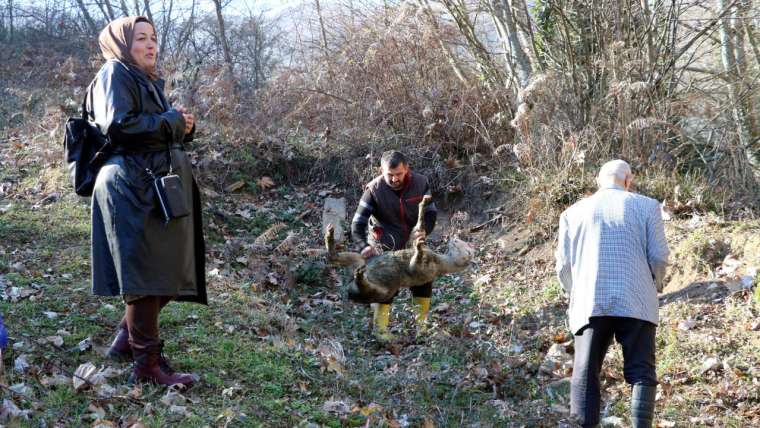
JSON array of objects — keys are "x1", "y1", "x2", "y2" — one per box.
[{"x1": 380, "y1": 150, "x2": 408, "y2": 169}]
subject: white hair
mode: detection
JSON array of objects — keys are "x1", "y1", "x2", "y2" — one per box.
[{"x1": 597, "y1": 159, "x2": 631, "y2": 187}]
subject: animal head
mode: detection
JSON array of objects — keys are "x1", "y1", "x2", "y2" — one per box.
[{"x1": 444, "y1": 237, "x2": 475, "y2": 267}]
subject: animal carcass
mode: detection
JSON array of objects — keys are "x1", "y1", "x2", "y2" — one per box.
[{"x1": 324, "y1": 196, "x2": 474, "y2": 303}]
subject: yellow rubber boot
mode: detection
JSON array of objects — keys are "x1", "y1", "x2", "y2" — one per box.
[
  {"x1": 372, "y1": 303, "x2": 394, "y2": 342},
  {"x1": 412, "y1": 297, "x2": 431, "y2": 335}
]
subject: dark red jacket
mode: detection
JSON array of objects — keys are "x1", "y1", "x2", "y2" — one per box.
[{"x1": 350, "y1": 171, "x2": 437, "y2": 251}]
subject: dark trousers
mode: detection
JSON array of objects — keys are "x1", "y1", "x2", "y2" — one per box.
[
  {"x1": 571, "y1": 316, "x2": 657, "y2": 427},
  {"x1": 380, "y1": 282, "x2": 433, "y2": 304}
]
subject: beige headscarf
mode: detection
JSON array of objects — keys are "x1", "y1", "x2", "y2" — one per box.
[{"x1": 98, "y1": 16, "x2": 158, "y2": 80}]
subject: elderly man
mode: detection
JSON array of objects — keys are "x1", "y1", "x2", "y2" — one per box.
[
  {"x1": 555, "y1": 160, "x2": 669, "y2": 428},
  {"x1": 351, "y1": 150, "x2": 437, "y2": 341}
]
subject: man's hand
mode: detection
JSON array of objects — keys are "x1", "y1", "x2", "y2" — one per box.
[
  {"x1": 176, "y1": 106, "x2": 195, "y2": 135},
  {"x1": 361, "y1": 245, "x2": 377, "y2": 259},
  {"x1": 413, "y1": 229, "x2": 426, "y2": 241}
]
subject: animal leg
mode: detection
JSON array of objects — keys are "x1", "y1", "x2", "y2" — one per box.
[
  {"x1": 408, "y1": 195, "x2": 432, "y2": 248},
  {"x1": 408, "y1": 237, "x2": 425, "y2": 272},
  {"x1": 324, "y1": 224, "x2": 365, "y2": 269},
  {"x1": 325, "y1": 224, "x2": 335, "y2": 255}
]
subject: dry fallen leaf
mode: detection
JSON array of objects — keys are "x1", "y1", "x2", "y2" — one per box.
[
  {"x1": 318, "y1": 340, "x2": 346, "y2": 376},
  {"x1": 169, "y1": 405, "x2": 190, "y2": 416},
  {"x1": 40, "y1": 374, "x2": 71, "y2": 386},
  {"x1": 352, "y1": 403, "x2": 382, "y2": 417},
  {"x1": 257, "y1": 176, "x2": 275, "y2": 190},
  {"x1": 86, "y1": 403, "x2": 106, "y2": 421},
  {"x1": 221, "y1": 385, "x2": 242, "y2": 398},
  {"x1": 322, "y1": 399, "x2": 351, "y2": 414},
  {"x1": 73, "y1": 362, "x2": 112, "y2": 391},
  {"x1": 224, "y1": 180, "x2": 245, "y2": 193},
  {"x1": 46, "y1": 335, "x2": 64, "y2": 347},
  {"x1": 161, "y1": 385, "x2": 189, "y2": 406},
  {"x1": 0, "y1": 399, "x2": 32, "y2": 421}
]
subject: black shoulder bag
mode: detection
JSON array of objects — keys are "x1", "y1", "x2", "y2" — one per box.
[
  {"x1": 143, "y1": 81, "x2": 190, "y2": 224},
  {"x1": 63, "y1": 82, "x2": 111, "y2": 197}
]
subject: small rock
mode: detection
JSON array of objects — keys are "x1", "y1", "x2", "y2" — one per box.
[
  {"x1": 14, "y1": 355, "x2": 30, "y2": 372},
  {"x1": 322, "y1": 399, "x2": 351, "y2": 414},
  {"x1": 169, "y1": 405, "x2": 190, "y2": 416},
  {"x1": 9, "y1": 383, "x2": 34, "y2": 397},
  {"x1": 10, "y1": 262, "x2": 26, "y2": 273},
  {"x1": 539, "y1": 343, "x2": 573, "y2": 376},
  {"x1": 699, "y1": 357, "x2": 721, "y2": 375},
  {"x1": 677, "y1": 318, "x2": 696, "y2": 331},
  {"x1": 474, "y1": 275, "x2": 491, "y2": 288},
  {"x1": 601, "y1": 416, "x2": 624, "y2": 426},
  {"x1": 40, "y1": 192, "x2": 60, "y2": 204},
  {"x1": 78, "y1": 337, "x2": 92, "y2": 352}
]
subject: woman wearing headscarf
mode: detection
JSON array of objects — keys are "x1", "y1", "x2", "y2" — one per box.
[{"x1": 87, "y1": 16, "x2": 206, "y2": 388}]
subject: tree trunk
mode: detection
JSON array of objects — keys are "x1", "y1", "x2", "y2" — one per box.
[
  {"x1": 133, "y1": 0, "x2": 141, "y2": 15},
  {"x1": 744, "y1": 17, "x2": 760, "y2": 68},
  {"x1": 417, "y1": 0, "x2": 468, "y2": 84},
  {"x1": 95, "y1": 0, "x2": 112, "y2": 22},
  {"x1": 439, "y1": 0, "x2": 504, "y2": 88},
  {"x1": 119, "y1": 0, "x2": 130, "y2": 16},
  {"x1": 104, "y1": 0, "x2": 117, "y2": 20},
  {"x1": 494, "y1": 0, "x2": 532, "y2": 89},
  {"x1": 640, "y1": 0, "x2": 656, "y2": 69},
  {"x1": 736, "y1": 0, "x2": 759, "y2": 139},
  {"x1": 8, "y1": 0, "x2": 13, "y2": 42},
  {"x1": 159, "y1": 0, "x2": 174, "y2": 60},
  {"x1": 75, "y1": 0, "x2": 99, "y2": 35},
  {"x1": 314, "y1": 0, "x2": 330, "y2": 58},
  {"x1": 143, "y1": 0, "x2": 154, "y2": 25},
  {"x1": 174, "y1": 0, "x2": 196, "y2": 57},
  {"x1": 717, "y1": 0, "x2": 760, "y2": 173},
  {"x1": 212, "y1": 0, "x2": 234, "y2": 74}
]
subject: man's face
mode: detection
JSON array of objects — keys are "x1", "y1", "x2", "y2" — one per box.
[{"x1": 381, "y1": 162, "x2": 409, "y2": 190}]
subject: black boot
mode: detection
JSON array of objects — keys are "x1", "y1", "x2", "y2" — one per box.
[{"x1": 630, "y1": 384, "x2": 656, "y2": 428}]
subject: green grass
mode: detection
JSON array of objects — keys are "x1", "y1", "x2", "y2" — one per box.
[{"x1": 2, "y1": 151, "x2": 759, "y2": 427}]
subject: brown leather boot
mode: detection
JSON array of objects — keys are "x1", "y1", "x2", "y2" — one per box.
[
  {"x1": 111, "y1": 298, "x2": 176, "y2": 368},
  {"x1": 127, "y1": 297, "x2": 196, "y2": 388},
  {"x1": 157, "y1": 340, "x2": 175, "y2": 375},
  {"x1": 107, "y1": 328, "x2": 175, "y2": 373},
  {"x1": 131, "y1": 339, "x2": 196, "y2": 388},
  {"x1": 106, "y1": 319, "x2": 131, "y2": 362}
]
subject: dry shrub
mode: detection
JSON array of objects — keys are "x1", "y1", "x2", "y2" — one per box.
[{"x1": 182, "y1": 3, "x2": 515, "y2": 195}]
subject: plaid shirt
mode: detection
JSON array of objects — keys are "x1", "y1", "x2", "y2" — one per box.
[{"x1": 555, "y1": 184, "x2": 669, "y2": 334}]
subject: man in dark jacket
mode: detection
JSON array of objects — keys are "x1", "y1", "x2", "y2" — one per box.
[{"x1": 351, "y1": 150, "x2": 437, "y2": 341}]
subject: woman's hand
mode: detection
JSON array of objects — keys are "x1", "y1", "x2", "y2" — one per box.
[{"x1": 176, "y1": 106, "x2": 195, "y2": 135}]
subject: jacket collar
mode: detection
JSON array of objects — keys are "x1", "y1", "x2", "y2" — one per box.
[
  {"x1": 112, "y1": 59, "x2": 168, "y2": 110},
  {"x1": 599, "y1": 183, "x2": 625, "y2": 191}
]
